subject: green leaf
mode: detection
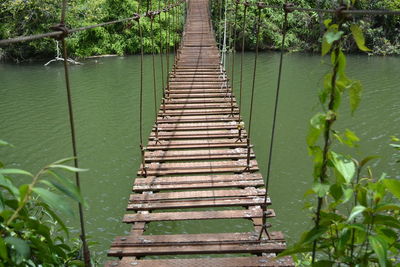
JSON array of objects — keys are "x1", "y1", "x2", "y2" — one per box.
[
  {"x1": 32, "y1": 187, "x2": 73, "y2": 216},
  {"x1": 350, "y1": 24, "x2": 371, "y2": 52},
  {"x1": 18, "y1": 184, "x2": 29, "y2": 204},
  {"x1": 51, "y1": 157, "x2": 75, "y2": 165},
  {"x1": 369, "y1": 235, "x2": 388, "y2": 267},
  {"x1": 348, "y1": 80, "x2": 363, "y2": 114},
  {"x1": 383, "y1": 179, "x2": 400, "y2": 199},
  {"x1": 0, "y1": 169, "x2": 33, "y2": 177},
  {"x1": 50, "y1": 164, "x2": 88, "y2": 173},
  {"x1": 330, "y1": 151, "x2": 355, "y2": 183},
  {"x1": 0, "y1": 237, "x2": 8, "y2": 260},
  {"x1": 0, "y1": 174, "x2": 20, "y2": 197},
  {"x1": 348, "y1": 205, "x2": 366, "y2": 222},
  {"x1": 307, "y1": 113, "x2": 326, "y2": 146},
  {"x1": 313, "y1": 261, "x2": 334, "y2": 267},
  {"x1": 4, "y1": 237, "x2": 30, "y2": 259},
  {"x1": 37, "y1": 202, "x2": 69, "y2": 236},
  {"x1": 330, "y1": 183, "x2": 343, "y2": 201},
  {"x1": 0, "y1": 140, "x2": 13, "y2": 147},
  {"x1": 300, "y1": 226, "x2": 329, "y2": 244},
  {"x1": 313, "y1": 182, "x2": 330, "y2": 197},
  {"x1": 325, "y1": 30, "x2": 344, "y2": 44}
]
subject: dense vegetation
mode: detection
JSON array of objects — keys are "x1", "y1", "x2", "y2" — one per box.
[
  {"x1": 275, "y1": 2, "x2": 400, "y2": 266},
  {"x1": 1, "y1": 0, "x2": 399, "y2": 61},
  {"x1": 0, "y1": 0, "x2": 184, "y2": 61},
  {"x1": 211, "y1": 0, "x2": 400, "y2": 55},
  {"x1": 0, "y1": 140, "x2": 89, "y2": 266}
]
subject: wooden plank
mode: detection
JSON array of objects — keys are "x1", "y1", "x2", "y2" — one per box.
[
  {"x1": 139, "y1": 160, "x2": 259, "y2": 176},
  {"x1": 123, "y1": 208, "x2": 274, "y2": 223},
  {"x1": 112, "y1": 231, "x2": 284, "y2": 246},
  {"x1": 134, "y1": 173, "x2": 264, "y2": 186},
  {"x1": 133, "y1": 180, "x2": 265, "y2": 191},
  {"x1": 130, "y1": 188, "x2": 265, "y2": 202},
  {"x1": 144, "y1": 148, "x2": 254, "y2": 161},
  {"x1": 127, "y1": 197, "x2": 270, "y2": 210},
  {"x1": 108, "y1": 241, "x2": 285, "y2": 256},
  {"x1": 106, "y1": 256, "x2": 294, "y2": 267}
]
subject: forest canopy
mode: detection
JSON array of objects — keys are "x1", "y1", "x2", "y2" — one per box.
[{"x1": 0, "y1": 0, "x2": 399, "y2": 61}]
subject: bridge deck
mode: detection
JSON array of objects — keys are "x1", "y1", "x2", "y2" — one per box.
[{"x1": 106, "y1": 0, "x2": 293, "y2": 265}]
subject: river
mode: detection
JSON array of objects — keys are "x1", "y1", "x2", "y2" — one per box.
[{"x1": 0, "y1": 52, "x2": 398, "y2": 263}]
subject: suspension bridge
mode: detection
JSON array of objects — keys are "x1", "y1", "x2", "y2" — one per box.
[
  {"x1": 105, "y1": 0, "x2": 293, "y2": 265},
  {"x1": 3, "y1": 0, "x2": 398, "y2": 266}
]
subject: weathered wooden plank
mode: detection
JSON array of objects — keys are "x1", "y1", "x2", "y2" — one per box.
[
  {"x1": 127, "y1": 197, "x2": 270, "y2": 210},
  {"x1": 106, "y1": 256, "x2": 294, "y2": 267},
  {"x1": 134, "y1": 173, "x2": 263, "y2": 185},
  {"x1": 133, "y1": 180, "x2": 265, "y2": 191},
  {"x1": 108, "y1": 241, "x2": 285, "y2": 256},
  {"x1": 123, "y1": 208, "x2": 274, "y2": 223},
  {"x1": 144, "y1": 148, "x2": 254, "y2": 161},
  {"x1": 130, "y1": 188, "x2": 265, "y2": 202},
  {"x1": 147, "y1": 139, "x2": 247, "y2": 150},
  {"x1": 112, "y1": 231, "x2": 284, "y2": 246}
]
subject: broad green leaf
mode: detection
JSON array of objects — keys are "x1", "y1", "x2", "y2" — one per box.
[
  {"x1": 4, "y1": 237, "x2": 30, "y2": 259},
  {"x1": 32, "y1": 187, "x2": 73, "y2": 216},
  {"x1": 313, "y1": 182, "x2": 330, "y2": 197},
  {"x1": 322, "y1": 38, "x2": 331, "y2": 56},
  {"x1": 0, "y1": 237, "x2": 8, "y2": 260},
  {"x1": 330, "y1": 151, "x2": 355, "y2": 183},
  {"x1": 383, "y1": 179, "x2": 400, "y2": 199},
  {"x1": 348, "y1": 80, "x2": 363, "y2": 114},
  {"x1": 325, "y1": 30, "x2": 343, "y2": 44},
  {"x1": 0, "y1": 168, "x2": 33, "y2": 177},
  {"x1": 350, "y1": 24, "x2": 371, "y2": 52},
  {"x1": 307, "y1": 113, "x2": 326, "y2": 146},
  {"x1": 369, "y1": 235, "x2": 388, "y2": 267},
  {"x1": 345, "y1": 129, "x2": 360, "y2": 145},
  {"x1": 348, "y1": 205, "x2": 366, "y2": 222},
  {"x1": 330, "y1": 183, "x2": 343, "y2": 201},
  {"x1": 50, "y1": 164, "x2": 88, "y2": 173},
  {"x1": 0, "y1": 161, "x2": 3, "y2": 168}
]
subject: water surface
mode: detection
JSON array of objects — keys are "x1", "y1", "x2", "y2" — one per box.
[{"x1": 0, "y1": 52, "x2": 398, "y2": 263}]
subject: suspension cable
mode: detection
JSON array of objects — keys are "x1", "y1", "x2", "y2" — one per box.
[
  {"x1": 136, "y1": 2, "x2": 147, "y2": 178},
  {"x1": 229, "y1": 0, "x2": 239, "y2": 117},
  {"x1": 158, "y1": 0, "x2": 165, "y2": 91},
  {"x1": 244, "y1": 3, "x2": 263, "y2": 171},
  {"x1": 149, "y1": 10, "x2": 161, "y2": 145},
  {"x1": 258, "y1": 3, "x2": 291, "y2": 240},
  {"x1": 238, "y1": 1, "x2": 249, "y2": 117},
  {"x1": 57, "y1": 0, "x2": 91, "y2": 266}
]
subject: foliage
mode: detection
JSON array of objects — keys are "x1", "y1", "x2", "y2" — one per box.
[
  {"x1": 210, "y1": 0, "x2": 400, "y2": 55},
  {"x1": 279, "y1": 3, "x2": 400, "y2": 266},
  {"x1": 0, "y1": 0, "x2": 185, "y2": 61},
  {"x1": 0, "y1": 140, "x2": 87, "y2": 266}
]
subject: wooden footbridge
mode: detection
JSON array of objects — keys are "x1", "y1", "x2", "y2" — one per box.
[{"x1": 106, "y1": 0, "x2": 293, "y2": 266}]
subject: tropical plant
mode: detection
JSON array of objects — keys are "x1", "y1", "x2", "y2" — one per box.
[
  {"x1": 0, "y1": 139, "x2": 87, "y2": 266},
  {"x1": 279, "y1": 4, "x2": 400, "y2": 266}
]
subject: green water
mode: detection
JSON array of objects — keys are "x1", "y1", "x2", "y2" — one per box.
[{"x1": 0, "y1": 53, "x2": 399, "y2": 263}]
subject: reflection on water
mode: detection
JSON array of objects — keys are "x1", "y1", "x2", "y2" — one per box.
[{"x1": 0, "y1": 52, "x2": 398, "y2": 263}]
